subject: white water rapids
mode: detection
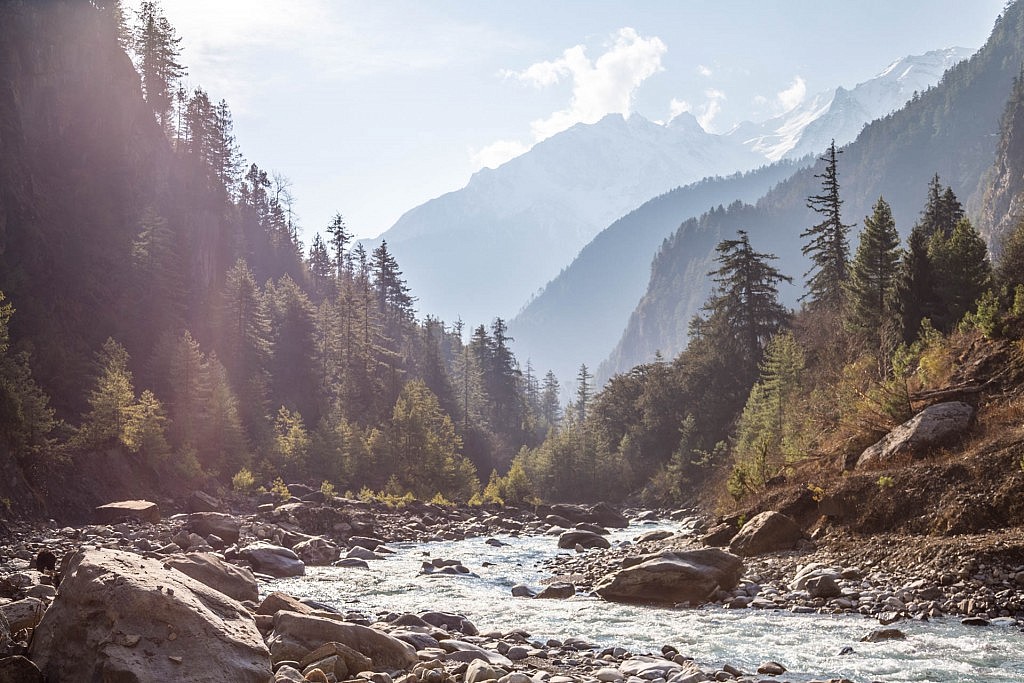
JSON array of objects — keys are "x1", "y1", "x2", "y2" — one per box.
[{"x1": 267, "y1": 524, "x2": 1024, "y2": 682}]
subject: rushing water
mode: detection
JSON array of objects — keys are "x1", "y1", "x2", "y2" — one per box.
[{"x1": 267, "y1": 524, "x2": 1024, "y2": 683}]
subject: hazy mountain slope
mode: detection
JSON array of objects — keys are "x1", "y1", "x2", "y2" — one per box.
[
  {"x1": 367, "y1": 113, "x2": 763, "y2": 325},
  {"x1": 602, "y1": 5, "x2": 1024, "y2": 380},
  {"x1": 507, "y1": 160, "x2": 806, "y2": 388}
]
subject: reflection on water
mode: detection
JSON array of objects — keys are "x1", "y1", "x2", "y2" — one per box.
[{"x1": 268, "y1": 526, "x2": 1024, "y2": 683}]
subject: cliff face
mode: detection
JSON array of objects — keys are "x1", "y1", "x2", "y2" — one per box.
[
  {"x1": 0, "y1": 1, "x2": 170, "y2": 407},
  {"x1": 977, "y1": 74, "x2": 1024, "y2": 255}
]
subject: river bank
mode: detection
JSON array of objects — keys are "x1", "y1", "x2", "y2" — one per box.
[{"x1": 0, "y1": 494, "x2": 1023, "y2": 681}]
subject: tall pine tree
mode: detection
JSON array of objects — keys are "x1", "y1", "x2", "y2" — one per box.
[
  {"x1": 801, "y1": 140, "x2": 852, "y2": 309},
  {"x1": 846, "y1": 197, "x2": 900, "y2": 357}
]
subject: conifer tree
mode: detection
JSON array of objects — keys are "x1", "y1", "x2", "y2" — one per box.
[
  {"x1": 894, "y1": 227, "x2": 940, "y2": 344},
  {"x1": 846, "y1": 197, "x2": 900, "y2": 354},
  {"x1": 0, "y1": 292, "x2": 54, "y2": 459},
  {"x1": 701, "y1": 230, "x2": 792, "y2": 376},
  {"x1": 575, "y1": 364, "x2": 594, "y2": 423},
  {"x1": 76, "y1": 339, "x2": 136, "y2": 449},
  {"x1": 929, "y1": 217, "x2": 992, "y2": 328},
  {"x1": 326, "y1": 213, "x2": 351, "y2": 279},
  {"x1": 132, "y1": 1, "x2": 185, "y2": 130},
  {"x1": 540, "y1": 370, "x2": 562, "y2": 430},
  {"x1": 801, "y1": 140, "x2": 852, "y2": 308}
]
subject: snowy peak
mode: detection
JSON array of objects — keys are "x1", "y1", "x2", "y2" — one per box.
[{"x1": 731, "y1": 46, "x2": 974, "y2": 160}]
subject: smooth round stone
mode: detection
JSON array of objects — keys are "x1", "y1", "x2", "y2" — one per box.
[{"x1": 506, "y1": 646, "x2": 530, "y2": 661}]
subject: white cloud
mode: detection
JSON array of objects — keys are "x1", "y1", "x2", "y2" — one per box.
[
  {"x1": 470, "y1": 139, "x2": 531, "y2": 170},
  {"x1": 697, "y1": 89, "x2": 727, "y2": 131},
  {"x1": 476, "y1": 27, "x2": 667, "y2": 169},
  {"x1": 668, "y1": 98, "x2": 691, "y2": 121},
  {"x1": 776, "y1": 76, "x2": 806, "y2": 112},
  {"x1": 697, "y1": 64, "x2": 713, "y2": 77}
]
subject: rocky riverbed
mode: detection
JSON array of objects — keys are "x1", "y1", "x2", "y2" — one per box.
[{"x1": 0, "y1": 490, "x2": 1023, "y2": 681}]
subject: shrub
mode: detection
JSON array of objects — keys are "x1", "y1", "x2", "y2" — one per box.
[
  {"x1": 232, "y1": 467, "x2": 256, "y2": 493},
  {"x1": 270, "y1": 477, "x2": 291, "y2": 501}
]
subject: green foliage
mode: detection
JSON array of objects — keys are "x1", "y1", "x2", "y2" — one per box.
[
  {"x1": 878, "y1": 475, "x2": 895, "y2": 489},
  {"x1": 0, "y1": 292, "x2": 55, "y2": 460},
  {"x1": 320, "y1": 480, "x2": 336, "y2": 498},
  {"x1": 232, "y1": 467, "x2": 256, "y2": 493},
  {"x1": 270, "y1": 476, "x2": 290, "y2": 501},
  {"x1": 75, "y1": 338, "x2": 136, "y2": 449},
  {"x1": 122, "y1": 389, "x2": 171, "y2": 464},
  {"x1": 846, "y1": 196, "x2": 900, "y2": 356},
  {"x1": 729, "y1": 332, "x2": 808, "y2": 499},
  {"x1": 959, "y1": 289, "x2": 1002, "y2": 338},
  {"x1": 273, "y1": 406, "x2": 310, "y2": 479},
  {"x1": 929, "y1": 217, "x2": 992, "y2": 330}
]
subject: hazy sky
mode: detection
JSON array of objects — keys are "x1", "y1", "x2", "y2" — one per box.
[{"x1": 150, "y1": 1, "x2": 1006, "y2": 242}]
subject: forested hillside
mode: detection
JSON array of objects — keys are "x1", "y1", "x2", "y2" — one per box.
[
  {"x1": 508, "y1": 160, "x2": 807, "y2": 394},
  {"x1": 0, "y1": 1, "x2": 556, "y2": 517},
  {"x1": 602, "y1": 3, "x2": 1024, "y2": 380}
]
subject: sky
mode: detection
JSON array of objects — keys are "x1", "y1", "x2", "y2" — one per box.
[{"x1": 147, "y1": 0, "x2": 1008, "y2": 242}]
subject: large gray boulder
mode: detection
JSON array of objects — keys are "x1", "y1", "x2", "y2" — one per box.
[
  {"x1": 728, "y1": 511, "x2": 803, "y2": 556},
  {"x1": 239, "y1": 541, "x2": 305, "y2": 577},
  {"x1": 29, "y1": 548, "x2": 271, "y2": 683},
  {"x1": 856, "y1": 401, "x2": 975, "y2": 469},
  {"x1": 293, "y1": 537, "x2": 341, "y2": 566},
  {"x1": 187, "y1": 512, "x2": 241, "y2": 544},
  {"x1": 557, "y1": 530, "x2": 611, "y2": 550},
  {"x1": 164, "y1": 552, "x2": 259, "y2": 603},
  {"x1": 594, "y1": 548, "x2": 743, "y2": 605},
  {"x1": 267, "y1": 611, "x2": 418, "y2": 669}
]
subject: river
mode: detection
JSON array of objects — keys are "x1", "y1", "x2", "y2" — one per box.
[{"x1": 267, "y1": 523, "x2": 1024, "y2": 682}]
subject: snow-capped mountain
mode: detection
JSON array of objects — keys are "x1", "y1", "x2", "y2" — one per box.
[
  {"x1": 732, "y1": 47, "x2": 974, "y2": 160},
  {"x1": 366, "y1": 112, "x2": 764, "y2": 326},
  {"x1": 366, "y1": 47, "x2": 973, "y2": 334}
]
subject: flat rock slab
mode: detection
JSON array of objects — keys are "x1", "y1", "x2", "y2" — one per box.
[
  {"x1": 164, "y1": 552, "x2": 259, "y2": 603},
  {"x1": 29, "y1": 548, "x2": 271, "y2": 683},
  {"x1": 857, "y1": 401, "x2": 975, "y2": 468},
  {"x1": 557, "y1": 530, "x2": 610, "y2": 550},
  {"x1": 95, "y1": 500, "x2": 161, "y2": 524},
  {"x1": 239, "y1": 542, "x2": 305, "y2": 578},
  {"x1": 268, "y1": 611, "x2": 418, "y2": 669}
]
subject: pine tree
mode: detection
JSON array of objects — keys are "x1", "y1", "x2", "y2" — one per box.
[
  {"x1": 846, "y1": 197, "x2": 901, "y2": 354},
  {"x1": 307, "y1": 234, "x2": 333, "y2": 301},
  {"x1": 929, "y1": 217, "x2": 992, "y2": 329},
  {"x1": 0, "y1": 292, "x2": 54, "y2": 459},
  {"x1": 701, "y1": 230, "x2": 792, "y2": 376},
  {"x1": 540, "y1": 370, "x2": 562, "y2": 430},
  {"x1": 326, "y1": 213, "x2": 351, "y2": 280},
  {"x1": 132, "y1": 1, "x2": 186, "y2": 130},
  {"x1": 997, "y1": 216, "x2": 1024, "y2": 288},
  {"x1": 76, "y1": 339, "x2": 136, "y2": 449},
  {"x1": 894, "y1": 226, "x2": 940, "y2": 344},
  {"x1": 801, "y1": 140, "x2": 853, "y2": 308},
  {"x1": 575, "y1": 364, "x2": 594, "y2": 423},
  {"x1": 917, "y1": 174, "x2": 965, "y2": 240}
]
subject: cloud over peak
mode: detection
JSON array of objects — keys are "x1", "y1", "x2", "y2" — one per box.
[{"x1": 477, "y1": 27, "x2": 667, "y2": 169}]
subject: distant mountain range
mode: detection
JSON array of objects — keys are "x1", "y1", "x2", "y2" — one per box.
[
  {"x1": 600, "y1": 12, "x2": 1023, "y2": 381},
  {"x1": 507, "y1": 48, "x2": 973, "y2": 388},
  {"x1": 365, "y1": 46, "x2": 974, "y2": 387}
]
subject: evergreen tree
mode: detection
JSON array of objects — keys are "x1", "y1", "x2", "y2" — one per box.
[
  {"x1": 917, "y1": 174, "x2": 964, "y2": 239},
  {"x1": 997, "y1": 216, "x2": 1024, "y2": 288},
  {"x1": 308, "y1": 233, "x2": 333, "y2": 301},
  {"x1": 800, "y1": 139, "x2": 853, "y2": 308},
  {"x1": 539, "y1": 370, "x2": 562, "y2": 430},
  {"x1": 575, "y1": 363, "x2": 594, "y2": 423},
  {"x1": 701, "y1": 230, "x2": 792, "y2": 376},
  {"x1": 76, "y1": 339, "x2": 136, "y2": 449},
  {"x1": 846, "y1": 197, "x2": 901, "y2": 355},
  {"x1": 929, "y1": 217, "x2": 992, "y2": 329},
  {"x1": 0, "y1": 292, "x2": 54, "y2": 459},
  {"x1": 894, "y1": 226, "x2": 941, "y2": 344},
  {"x1": 326, "y1": 213, "x2": 351, "y2": 279},
  {"x1": 132, "y1": 1, "x2": 186, "y2": 130}
]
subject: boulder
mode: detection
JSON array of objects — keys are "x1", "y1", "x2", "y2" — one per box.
[
  {"x1": 188, "y1": 512, "x2": 242, "y2": 545},
  {"x1": 589, "y1": 502, "x2": 628, "y2": 528},
  {"x1": 293, "y1": 537, "x2": 341, "y2": 566},
  {"x1": 536, "y1": 582, "x2": 575, "y2": 599},
  {"x1": 856, "y1": 401, "x2": 975, "y2": 469},
  {"x1": 187, "y1": 490, "x2": 223, "y2": 513},
  {"x1": 0, "y1": 656, "x2": 42, "y2": 683},
  {"x1": 164, "y1": 552, "x2": 259, "y2": 603},
  {"x1": 594, "y1": 548, "x2": 743, "y2": 605},
  {"x1": 700, "y1": 523, "x2": 737, "y2": 547},
  {"x1": 239, "y1": 542, "x2": 305, "y2": 578},
  {"x1": 267, "y1": 611, "x2": 418, "y2": 669},
  {"x1": 556, "y1": 530, "x2": 610, "y2": 550},
  {"x1": 634, "y1": 529, "x2": 674, "y2": 543},
  {"x1": 94, "y1": 499, "x2": 161, "y2": 524},
  {"x1": 439, "y1": 640, "x2": 512, "y2": 667},
  {"x1": 805, "y1": 574, "x2": 842, "y2": 599},
  {"x1": 420, "y1": 611, "x2": 478, "y2": 636},
  {"x1": 728, "y1": 511, "x2": 803, "y2": 556},
  {"x1": 257, "y1": 591, "x2": 315, "y2": 617},
  {"x1": 29, "y1": 548, "x2": 271, "y2": 682},
  {"x1": 0, "y1": 598, "x2": 44, "y2": 632},
  {"x1": 299, "y1": 641, "x2": 373, "y2": 679}
]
